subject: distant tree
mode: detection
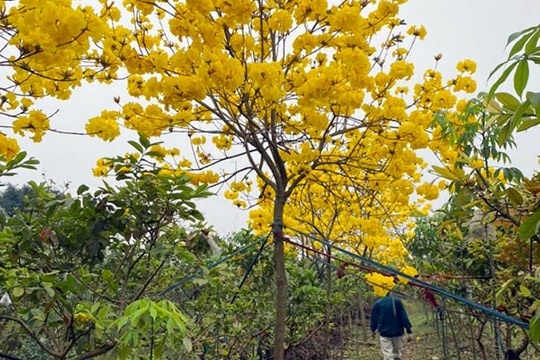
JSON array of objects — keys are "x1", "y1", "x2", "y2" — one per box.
[{"x1": 0, "y1": 184, "x2": 31, "y2": 216}]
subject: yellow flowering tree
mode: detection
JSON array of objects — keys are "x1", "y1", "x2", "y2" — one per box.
[
  {"x1": 0, "y1": 0, "x2": 122, "y2": 172},
  {"x1": 3, "y1": 0, "x2": 480, "y2": 358}
]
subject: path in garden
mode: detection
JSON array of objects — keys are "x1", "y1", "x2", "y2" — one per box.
[
  {"x1": 337, "y1": 317, "x2": 539, "y2": 360},
  {"x1": 337, "y1": 326, "x2": 445, "y2": 360},
  {"x1": 332, "y1": 299, "x2": 449, "y2": 360}
]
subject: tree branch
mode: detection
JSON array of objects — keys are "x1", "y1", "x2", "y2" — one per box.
[
  {"x1": 0, "y1": 315, "x2": 61, "y2": 358},
  {"x1": 74, "y1": 339, "x2": 118, "y2": 360}
]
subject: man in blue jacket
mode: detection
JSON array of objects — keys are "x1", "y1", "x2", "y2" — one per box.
[{"x1": 370, "y1": 291, "x2": 413, "y2": 360}]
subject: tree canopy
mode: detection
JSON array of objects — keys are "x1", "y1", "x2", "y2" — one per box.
[
  {"x1": 0, "y1": 0, "x2": 504, "y2": 358},
  {"x1": 2, "y1": 0, "x2": 478, "y2": 264}
]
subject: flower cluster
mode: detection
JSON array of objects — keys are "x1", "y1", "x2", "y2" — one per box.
[
  {"x1": 0, "y1": 133, "x2": 20, "y2": 160},
  {"x1": 365, "y1": 273, "x2": 396, "y2": 297},
  {"x1": 12, "y1": 111, "x2": 50, "y2": 142}
]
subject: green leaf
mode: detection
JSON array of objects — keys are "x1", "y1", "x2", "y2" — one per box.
[
  {"x1": 497, "y1": 122, "x2": 514, "y2": 147},
  {"x1": 517, "y1": 118, "x2": 540, "y2": 132},
  {"x1": 530, "y1": 311, "x2": 540, "y2": 342},
  {"x1": 12, "y1": 287, "x2": 24, "y2": 298},
  {"x1": 154, "y1": 341, "x2": 165, "y2": 358},
  {"x1": 430, "y1": 166, "x2": 463, "y2": 182},
  {"x1": 495, "y1": 92, "x2": 521, "y2": 110},
  {"x1": 77, "y1": 185, "x2": 89, "y2": 195},
  {"x1": 58, "y1": 274, "x2": 76, "y2": 293},
  {"x1": 146, "y1": 151, "x2": 165, "y2": 159},
  {"x1": 519, "y1": 285, "x2": 531, "y2": 297},
  {"x1": 182, "y1": 337, "x2": 193, "y2": 352},
  {"x1": 488, "y1": 59, "x2": 512, "y2": 83},
  {"x1": 8, "y1": 152, "x2": 27, "y2": 167},
  {"x1": 118, "y1": 344, "x2": 131, "y2": 359},
  {"x1": 482, "y1": 211, "x2": 496, "y2": 224},
  {"x1": 506, "y1": 187, "x2": 524, "y2": 205},
  {"x1": 493, "y1": 113, "x2": 511, "y2": 126},
  {"x1": 123, "y1": 333, "x2": 133, "y2": 345},
  {"x1": 505, "y1": 99, "x2": 531, "y2": 137},
  {"x1": 506, "y1": 31, "x2": 524, "y2": 47},
  {"x1": 190, "y1": 210, "x2": 205, "y2": 221},
  {"x1": 91, "y1": 301, "x2": 101, "y2": 314},
  {"x1": 527, "y1": 91, "x2": 540, "y2": 106},
  {"x1": 149, "y1": 305, "x2": 157, "y2": 320},
  {"x1": 454, "y1": 187, "x2": 473, "y2": 207},
  {"x1": 508, "y1": 32, "x2": 531, "y2": 58},
  {"x1": 166, "y1": 317, "x2": 175, "y2": 333},
  {"x1": 128, "y1": 140, "x2": 144, "y2": 153},
  {"x1": 115, "y1": 316, "x2": 130, "y2": 330},
  {"x1": 123, "y1": 301, "x2": 139, "y2": 316},
  {"x1": 524, "y1": 28, "x2": 540, "y2": 55},
  {"x1": 518, "y1": 209, "x2": 540, "y2": 240},
  {"x1": 130, "y1": 304, "x2": 150, "y2": 325},
  {"x1": 43, "y1": 285, "x2": 55, "y2": 298},
  {"x1": 530, "y1": 55, "x2": 540, "y2": 64},
  {"x1": 102, "y1": 269, "x2": 114, "y2": 284},
  {"x1": 192, "y1": 277, "x2": 208, "y2": 286},
  {"x1": 514, "y1": 60, "x2": 530, "y2": 97},
  {"x1": 526, "y1": 91, "x2": 540, "y2": 119},
  {"x1": 506, "y1": 26, "x2": 537, "y2": 54},
  {"x1": 139, "y1": 133, "x2": 151, "y2": 148},
  {"x1": 487, "y1": 61, "x2": 518, "y2": 101},
  {"x1": 97, "y1": 304, "x2": 111, "y2": 319},
  {"x1": 496, "y1": 279, "x2": 514, "y2": 301}
]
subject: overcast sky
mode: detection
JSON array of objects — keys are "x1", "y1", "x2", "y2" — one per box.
[
  {"x1": 8, "y1": 0, "x2": 540, "y2": 235},
  {"x1": 400, "y1": 0, "x2": 539, "y2": 173}
]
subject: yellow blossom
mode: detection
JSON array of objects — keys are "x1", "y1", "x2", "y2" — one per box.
[
  {"x1": 20, "y1": 98, "x2": 33, "y2": 110},
  {"x1": 191, "y1": 136, "x2": 206, "y2": 146},
  {"x1": 471, "y1": 158, "x2": 484, "y2": 169},
  {"x1": 158, "y1": 164, "x2": 174, "y2": 176},
  {"x1": 456, "y1": 99, "x2": 469, "y2": 112},
  {"x1": 118, "y1": 166, "x2": 132, "y2": 173},
  {"x1": 230, "y1": 181, "x2": 247, "y2": 192},
  {"x1": 224, "y1": 189, "x2": 239, "y2": 200},
  {"x1": 86, "y1": 111, "x2": 121, "y2": 141},
  {"x1": 93, "y1": 166, "x2": 109, "y2": 177},
  {"x1": 149, "y1": 144, "x2": 167, "y2": 159},
  {"x1": 12, "y1": 110, "x2": 50, "y2": 142},
  {"x1": 178, "y1": 158, "x2": 192, "y2": 168},
  {"x1": 456, "y1": 59, "x2": 477, "y2": 74},
  {"x1": 268, "y1": 9, "x2": 293, "y2": 32},
  {"x1": 453, "y1": 76, "x2": 477, "y2": 93},
  {"x1": 389, "y1": 61, "x2": 414, "y2": 80},
  {"x1": 365, "y1": 272, "x2": 395, "y2": 296},
  {"x1": 407, "y1": 25, "x2": 427, "y2": 39},
  {"x1": 416, "y1": 182, "x2": 439, "y2": 200},
  {"x1": 233, "y1": 199, "x2": 247, "y2": 208},
  {"x1": 0, "y1": 133, "x2": 20, "y2": 160},
  {"x1": 398, "y1": 265, "x2": 418, "y2": 284}
]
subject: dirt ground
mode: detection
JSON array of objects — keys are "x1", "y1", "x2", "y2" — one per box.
[{"x1": 336, "y1": 328, "x2": 445, "y2": 360}]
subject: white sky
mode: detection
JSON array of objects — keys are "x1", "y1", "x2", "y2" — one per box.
[
  {"x1": 7, "y1": 0, "x2": 540, "y2": 235},
  {"x1": 400, "y1": 0, "x2": 540, "y2": 179}
]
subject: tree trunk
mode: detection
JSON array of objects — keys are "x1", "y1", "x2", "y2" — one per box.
[
  {"x1": 273, "y1": 203, "x2": 287, "y2": 360},
  {"x1": 322, "y1": 246, "x2": 332, "y2": 359}
]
